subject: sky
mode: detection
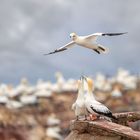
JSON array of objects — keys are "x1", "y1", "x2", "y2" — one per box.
[{"x1": 0, "y1": 0, "x2": 140, "y2": 84}]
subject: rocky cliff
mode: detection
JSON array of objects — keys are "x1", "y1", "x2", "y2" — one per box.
[{"x1": 65, "y1": 112, "x2": 140, "y2": 140}]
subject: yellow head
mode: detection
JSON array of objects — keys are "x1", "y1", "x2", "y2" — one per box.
[
  {"x1": 86, "y1": 77, "x2": 94, "y2": 93},
  {"x1": 70, "y1": 32, "x2": 77, "y2": 40}
]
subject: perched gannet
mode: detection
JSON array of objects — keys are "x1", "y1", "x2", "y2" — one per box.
[
  {"x1": 111, "y1": 86, "x2": 122, "y2": 98},
  {"x1": 72, "y1": 77, "x2": 88, "y2": 120},
  {"x1": 6, "y1": 100, "x2": 23, "y2": 109},
  {"x1": 84, "y1": 77, "x2": 117, "y2": 120},
  {"x1": 20, "y1": 95, "x2": 38, "y2": 105},
  {"x1": 45, "y1": 32, "x2": 127, "y2": 55},
  {"x1": 35, "y1": 88, "x2": 52, "y2": 98}
]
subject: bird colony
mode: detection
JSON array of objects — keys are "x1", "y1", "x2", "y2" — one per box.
[{"x1": 0, "y1": 68, "x2": 139, "y2": 109}]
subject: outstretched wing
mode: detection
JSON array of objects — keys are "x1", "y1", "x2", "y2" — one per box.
[
  {"x1": 85, "y1": 32, "x2": 127, "y2": 41},
  {"x1": 44, "y1": 41, "x2": 75, "y2": 55}
]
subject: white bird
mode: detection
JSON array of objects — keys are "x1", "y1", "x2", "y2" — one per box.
[
  {"x1": 47, "y1": 114, "x2": 60, "y2": 126},
  {"x1": 20, "y1": 95, "x2": 38, "y2": 105},
  {"x1": 6, "y1": 100, "x2": 23, "y2": 109},
  {"x1": 45, "y1": 32, "x2": 127, "y2": 55},
  {"x1": 46, "y1": 126, "x2": 62, "y2": 140},
  {"x1": 72, "y1": 77, "x2": 88, "y2": 120},
  {"x1": 84, "y1": 77, "x2": 117, "y2": 120}
]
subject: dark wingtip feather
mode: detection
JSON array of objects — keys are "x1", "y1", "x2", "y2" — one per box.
[
  {"x1": 44, "y1": 48, "x2": 67, "y2": 56},
  {"x1": 44, "y1": 52, "x2": 54, "y2": 55},
  {"x1": 105, "y1": 112, "x2": 118, "y2": 120},
  {"x1": 102, "y1": 32, "x2": 128, "y2": 36},
  {"x1": 111, "y1": 115, "x2": 118, "y2": 120},
  {"x1": 90, "y1": 106, "x2": 118, "y2": 120}
]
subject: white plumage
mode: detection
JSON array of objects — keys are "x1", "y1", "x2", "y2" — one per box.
[
  {"x1": 45, "y1": 32, "x2": 127, "y2": 55},
  {"x1": 84, "y1": 77, "x2": 117, "y2": 120},
  {"x1": 46, "y1": 126, "x2": 62, "y2": 140},
  {"x1": 72, "y1": 77, "x2": 88, "y2": 120}
]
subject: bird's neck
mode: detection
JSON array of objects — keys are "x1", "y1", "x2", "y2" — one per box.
[
  {"x1": 77, "y1": 89, "x2": 84, "y2": 99},
  {"x1": 88, "y1": 91, "x2": 96, "y2": 100}
]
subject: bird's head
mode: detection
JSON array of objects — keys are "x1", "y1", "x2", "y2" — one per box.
[
  {"x1": 85, "y1": 77, "x2": 94, "y2": 93},
  {"x1": 70, "y1": 32, "x2": 77, "y2": 40},
  {"x1": 77, "y1": 76, "x2": 85, "y2": 92}
]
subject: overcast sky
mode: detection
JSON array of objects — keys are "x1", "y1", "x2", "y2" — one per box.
[{"x1": 0, "y1": 0, "x2": 140, "y2": 84}]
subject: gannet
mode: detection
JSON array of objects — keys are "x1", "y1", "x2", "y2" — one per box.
[
  {"x1": 45, "y1": 32, "x2": 127, "y2": 55},
  {"x1": 72, "y1": 77, "x2": 88, "y2": 120},
  {"x1": 20, "y1": 95, "x2": 38, "y2": 105},
  {"x1": 84, "y1": 77, "x2": 117, "y2": 120}
]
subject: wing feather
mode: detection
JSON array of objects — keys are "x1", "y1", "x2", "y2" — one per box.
[
  {"x1": 85, "y1": 33, "x2": 103, "y2": 41},
  {"x1": 44, "y1": 41, "x2": 75, "y2": 55},
  {"x1": 85, "y1": 32, "x2": 127, "y2": 41},
  {"x1": 90, "y1": 103, "x2": 111, "y2": 115},
  {"x1": 90, "y1": 102, "x2": 117, "y2": 120}
]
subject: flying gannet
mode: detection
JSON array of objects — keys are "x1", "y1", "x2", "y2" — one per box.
[
  {"x1": 45, "y1": 32, "x2": 127, "y2": 55},
  {"x1": 84, "y1": 77, "x2": 117, "y2": 120},
  {"x1": 72, "y1": 77, "x2": 88, "y2": 120}
]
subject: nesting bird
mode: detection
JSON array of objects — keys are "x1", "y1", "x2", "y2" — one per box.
[
  {"x1": 72, "y1": 77, "x2": 88, "y2": 120},
  {"x1": 45, "y1": 32, "x2": 127, "y2": 55},
  {"x1": 84, "y1": 77, "x2": 117, "y2": 121}
]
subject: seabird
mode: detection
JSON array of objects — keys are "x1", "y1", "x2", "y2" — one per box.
[
  {"x1": 84, "y1": 77, "x2": 117, "y2": 120},
  {"x1": 45, "y1": 32, "x2": 127, "y2": 55},
  {"x1": 72, "y1": 77, "x2": 88, "y2": 120}
]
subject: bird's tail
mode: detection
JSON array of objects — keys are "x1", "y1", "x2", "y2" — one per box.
[
  {"x1": 111, "y1": 115, "x2": 118, "y2": 121},
  {"x1": 96, "y1": 45, "x2": 109, "y2": 54},
  {"x1": 107, "y1": 112, "x2": 118, "y2": 121}
]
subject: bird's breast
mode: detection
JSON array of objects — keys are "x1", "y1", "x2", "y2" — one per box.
[
  {"x1": 75, "y1": 38, "x2": 97, "y2": 49},
  {"x1": 75, "y1": 37, "x2": 86, "y2": 45}
]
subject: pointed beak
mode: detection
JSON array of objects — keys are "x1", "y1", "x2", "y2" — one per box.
[
  {"x1": 82, "y1": 75, "x2": 87, "y2": 81},
  {"x1": 80, "y1": 75, "x2": 87, "y2": 83}
]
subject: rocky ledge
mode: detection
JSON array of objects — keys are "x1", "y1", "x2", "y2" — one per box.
[{"x1": 65, "y1": 112, "x2": 140, "y2": 140}]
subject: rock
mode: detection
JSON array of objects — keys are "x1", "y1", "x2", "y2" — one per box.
[{"x1": 65, "y1": 118, "x2": 140, "y2": 140}]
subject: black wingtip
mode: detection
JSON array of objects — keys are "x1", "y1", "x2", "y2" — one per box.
[
  {"x1": 43, "y1": 50, "x2": 59, "y2": 55},
  {"x1": 102, "y1": 32, "x2": 128, "y2": 36},
  {"x1": 44, "y1": 53, "x2": 52, "y2": 55},
  {"x1": 44, "y1": 48, "x2": 68, "y2": 56},
  {"x1": 111, "y1": 115, "x2": 118, "y2": 120},
  {"x1": 106, "y1": 112, "x2": 118, "y2": 121}
]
